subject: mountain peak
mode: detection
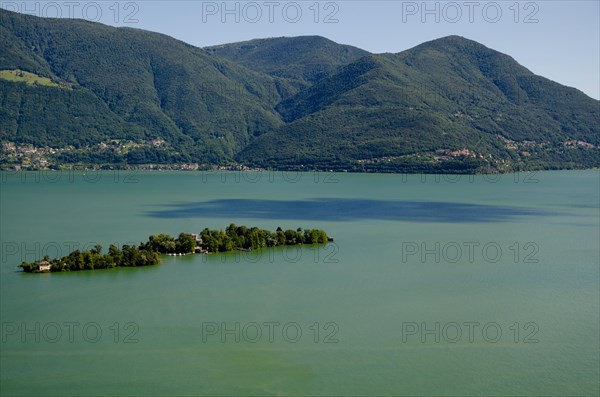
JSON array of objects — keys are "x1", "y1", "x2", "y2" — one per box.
[
  {"x1": 401, "y1": 34, "x2": 532, "y2": 78},
  {"x1": 207, "y1": 35, "x2": 329, "y2": 49},
  {"x1": 430, "y1": 35, "x2": 478, "y2": 43},
  {"x1": 411, "y1": 35, "x2": 493, "y2": 53},
  {"x1": 205, "y1": 36, "x2": 369, "y2": 85}
]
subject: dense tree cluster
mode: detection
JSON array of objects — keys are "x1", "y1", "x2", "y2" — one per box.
[
  {"x1": 143, "y1": 233, "x2": 197, "y2": 254},
  {"x1": 20, "y1": 244, "x2": 160, "y2": 273},
  {"x1": 200, "y1": 224, "x2": 329, "y2": 253}
]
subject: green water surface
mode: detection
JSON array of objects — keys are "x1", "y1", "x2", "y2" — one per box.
[{"x1": 1, "y1": 170, "x2": 598, "y2": 396}]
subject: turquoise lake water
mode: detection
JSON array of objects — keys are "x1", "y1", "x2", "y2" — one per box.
[{"x1": 0, "y1": 170, "x2": 598, "y2": 396}]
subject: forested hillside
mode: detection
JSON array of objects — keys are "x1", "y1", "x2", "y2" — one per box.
[{"x1": 2, "y1": 10, "x2": 598, "y2": 172}]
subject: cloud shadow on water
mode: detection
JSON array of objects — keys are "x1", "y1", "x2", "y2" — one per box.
[{"x1": 144, "y1": 198, "x2": 553, "y2": 223}]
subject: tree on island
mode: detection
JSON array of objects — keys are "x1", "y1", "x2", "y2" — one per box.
[
  {"x1": 199, "y1": 224, "x2": 329, "y2": 252},
  {"x1": 21, "y1": 243, "x2": 160, "y2": 273}
]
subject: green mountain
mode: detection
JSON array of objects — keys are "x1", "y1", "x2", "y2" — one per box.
[
  {"x1": 205, "y1": 36, "x2": 370, "y2": 91},
  {"x1": 239, "y1": 36, "x2": 599, "y2": 172},
  {"x1": 0, "y1": 9, "x2": 284, "y2": 164},
  {"x1": 1, "y1": 10, "x2": 598, "y2": 172}
]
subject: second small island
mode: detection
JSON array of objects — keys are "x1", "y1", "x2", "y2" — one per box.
[{"x1": 20, "y1": 225, "x2": 332, "y2": 273}]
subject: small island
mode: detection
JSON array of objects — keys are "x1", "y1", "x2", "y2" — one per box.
[{"x1": 20, "y1": 225, "x2": 332, "y2": 273}]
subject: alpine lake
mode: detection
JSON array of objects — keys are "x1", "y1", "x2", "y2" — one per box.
[{"x1": 1, "y1": 169, "x2": 598, "y2": 396}]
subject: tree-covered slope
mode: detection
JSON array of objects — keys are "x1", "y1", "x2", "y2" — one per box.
[
  {"x1": 238, "y1": 36, "x2": 599, "y2": 172},
  {"x1": 205, "y1": 36, "x2": 370, "y2": 90},
  {"x1": 0, "y1": 9, "x2": 285, "y2": 163},
  {"x1": 0, "y1": 80, "x2": 146, "y2": 147}
]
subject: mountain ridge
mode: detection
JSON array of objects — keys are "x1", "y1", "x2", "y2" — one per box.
[
  {"x1": 239, "y1": 34, "x2": 599, "y2": 172},
  {"x1": 1, "y1": 9, "x2": 598, "y2": 172}
]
